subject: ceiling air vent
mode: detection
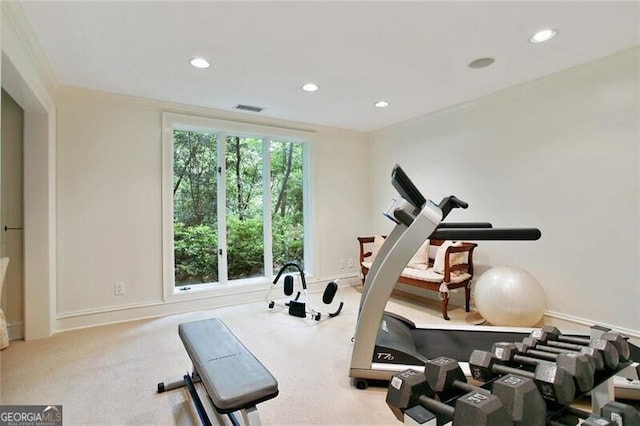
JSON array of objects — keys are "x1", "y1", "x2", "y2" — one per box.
[{"x1": 234, "y1": 104, "x2": 263, "y2": 113}]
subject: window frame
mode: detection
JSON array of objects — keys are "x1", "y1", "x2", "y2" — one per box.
[{"x1": 161, "y1": 112, "x2": 313, "y2": 301}]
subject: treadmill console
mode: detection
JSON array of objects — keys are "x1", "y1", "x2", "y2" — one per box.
[{"x1": 391, "y1": 164, "x2": 426, "y2": 209}]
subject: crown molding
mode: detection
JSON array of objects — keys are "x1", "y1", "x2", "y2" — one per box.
[{"x1": 2, "y1": 1, "x2": 58, "y2": 98}]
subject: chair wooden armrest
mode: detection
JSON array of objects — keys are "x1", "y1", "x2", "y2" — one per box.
[
  {"x1": 357, "y1": 236, "x2": 376, "y2": 264},
  {"x1": 441, "y1": 242, "x2": 477, "y2": 283},
  {"x1": 357, "y1": 236, "x2": 386, "y2": 284}
]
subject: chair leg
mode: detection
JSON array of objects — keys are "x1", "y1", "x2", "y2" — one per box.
[
  {"x1": 465, "y1": 283, "x2": 471, "y2": 312},
  {"x1": 440, "y1": 292, "x2": 450, "y2": 320}
]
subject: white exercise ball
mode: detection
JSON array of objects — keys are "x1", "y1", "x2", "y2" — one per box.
[{"x1": 474, "y1": 266, "x2": 546, "y2": 327}]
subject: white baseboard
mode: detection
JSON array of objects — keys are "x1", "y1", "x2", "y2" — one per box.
[
  {"x1": 7, "y1": 321, "x2": 23, "y2": 340},
  {"x1": 544, "y1": 309, "x2": 640, "y2": 340},
  {"x1": 51, "y1": 274, "x2": 639, "y2": 340},
  {"x1": 55, "y1": 275, "x2": 360, "y2": 333}
]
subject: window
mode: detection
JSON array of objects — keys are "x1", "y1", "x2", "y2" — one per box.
[
  {"x1": 224, "y1": 135, "x2": 265, "y2": 280},
  {"x1": 162, "y1": 113, "x2": 310, "y2": 296},
  {"x1": 172, "y1": 129, "x2": 219, "y2": 285}
]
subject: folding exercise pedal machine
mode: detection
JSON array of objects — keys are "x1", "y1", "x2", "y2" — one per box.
[{"x1": 266, "y1": 262, "x2": 343, "y2": 320}]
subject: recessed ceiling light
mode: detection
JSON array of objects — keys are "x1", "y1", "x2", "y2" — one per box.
[
  {"x1": 529, "y1": 28, "x2": 557, "y2": 44},
  {"x1": 468, "y1": 57, "x2": 495, "y2": 69},
  {"x1": 190, "y1": 57, "x2": 210, "y2": 69},
  {"x1": 302, "y1": 83, "x2": 319, "y2": 92},
  {"x1": 374, "y1": 100, "x2": 389, "y2": 108}
]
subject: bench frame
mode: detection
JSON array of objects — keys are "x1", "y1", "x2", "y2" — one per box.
[
  {"x1": 181, "y1": 370, "x2": 261, "y2": 426},
  {"x1": 159, "y1": 365, "x2": 266, "y2": 426},
  {"x1": 157, "y1": 318, "x2": 278, "y2": 426},
  {"x1": 358, "y1": 236, "x2": 477, "y2": 320}
]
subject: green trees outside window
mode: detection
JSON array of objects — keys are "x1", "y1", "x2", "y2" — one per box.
[
  {"x1": 172, "y1": 129, "x2": 304, "y2": 287},
  {"x1": 271, "y1": 141, "x2": 304, "y2": 271}
]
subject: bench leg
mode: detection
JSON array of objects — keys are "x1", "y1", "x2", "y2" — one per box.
[
  {"x1": 162, "y1": 368, "x2": 265, "y2": 426},
  {"x1": 184, "y1": 372, "x2": 212, "y2": 426},
  {"x1": 157, "y1": 369, "x2": 201, "y2": 393},
  {"x1": 239, "y1": 406, "x2": 262, "y2": 425},
  {"x1": 440, "y1": 292, "x2": 450, "y2": 321}
]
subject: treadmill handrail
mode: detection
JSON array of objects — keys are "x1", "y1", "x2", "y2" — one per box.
[
  {"x1": 438, "y1": 195, "x2": 469, "y2": 219},
  {"x1": 430, "y1": 227, "x2": 542, "y2": 241},
  {"x1": 437, "y1": 222, "x2": 493, "y2": 229}
]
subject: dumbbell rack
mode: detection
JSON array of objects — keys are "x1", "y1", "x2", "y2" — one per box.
[
  {"x1": 486, "y1": 361, "x2": 633, "y2": 423},
  {"x1": 402, "y1": 362, "x2": 634, "y2": 426},
  {"x1": 438, "y1": 361, "x2": 633, "y2": 424},
  {"x1": 399, "y1": 325, "x2": 640, "y2": 426}
]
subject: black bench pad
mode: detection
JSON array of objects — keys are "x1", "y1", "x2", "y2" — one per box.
[{"x1": 179, "y1": 318, "x2": 279, "y2": 413}]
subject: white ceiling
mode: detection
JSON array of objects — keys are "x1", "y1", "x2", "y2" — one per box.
[{"x1": 19, "y1": 1, "x2": 640, "y2": 132}]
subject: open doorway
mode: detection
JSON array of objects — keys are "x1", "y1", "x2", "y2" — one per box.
[
  {"x1": 1, "y1": 47, "x2": 55, "y2": 340},
  {"x1": 1, "y1": 88, "x2": 25, "y2": 340}
]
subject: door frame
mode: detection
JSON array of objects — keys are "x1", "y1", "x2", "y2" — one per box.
[{"x1": 1, "y1": 3, "x2": 57, "y2": 339}]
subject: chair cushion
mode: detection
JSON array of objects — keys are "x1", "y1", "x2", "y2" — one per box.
[
  {"x1": 369, "y1": 235, "x2": 386, "y2": 262},
  {"x1": 401, "y1": 267, "x2": 444, "y2": 282},
  {"x1": 364, "y1": 239, "x2": 430, "y2": 270},
  {"x1": 401, "y1": 267, "x2": 471, "y2": 284},
  {"x1": 407, "y1": 240, "x2": 430, "y2": 270},
  {"x1": 0, "y1": 309, "x2": 8, "y2": 350},
  {"x1": 361, "y1": 261, "x2": 470, "y2": 284},
  {"x1": 433, "y1": 241, "x2": 465, "y2": 274},
  {"x1": 0, "y1": 258, "x2": 9, "y2": 350}
]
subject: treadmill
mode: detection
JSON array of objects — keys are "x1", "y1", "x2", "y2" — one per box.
[{"x1": 348, "y1": 164, "x2": 640, "y2": 397}]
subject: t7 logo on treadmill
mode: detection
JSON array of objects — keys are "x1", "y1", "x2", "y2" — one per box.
[{"x1": 376, "y1": 352, "x2": 395, "y2": 361}]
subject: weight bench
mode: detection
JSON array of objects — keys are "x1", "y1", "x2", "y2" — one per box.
[{"x1": 157, "y1": 318, "x2": 279, "y2": 425}]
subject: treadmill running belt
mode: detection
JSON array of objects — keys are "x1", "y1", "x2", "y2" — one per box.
[{"x1": 412, "y1": 328, "x2": 530, "y2": 362}]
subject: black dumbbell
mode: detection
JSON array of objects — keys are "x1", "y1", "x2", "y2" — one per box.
[
  {"x1": 520, "y1": 336, "x2": 604, "y2": 371},
  {"x1": 424, "y1": 356, "x2": 546, "y2": 426},
  {"x1": 600, "y1": 401, "x2": 640, "y2": 425},
  {"x1": 386, "y1": 368, "x2": 512, "y2": 425},
  {"x1": 492, "y1": 342, "x2": 595, "y2": 393},
  {"x1": 469, "y1": 349, "x2": 576, "y2": 406},
  {"x1": 527, "y1": 330, "x2": 620, "y2": 370},
  {"x1": 581, "y1": 416, "x2": 613, "y2": 425},
  {"x1": 549, "y1": 412, "x2": 613, "y2": 426},
  {"x1": 553, "y1": 401, "x2": 640, "y2": 426},
  {"x1": 533, "y1": 326, "x2": 630, "y2": 362}
]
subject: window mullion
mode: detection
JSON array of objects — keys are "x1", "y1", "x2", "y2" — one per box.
[
  {"x1": 302, "y1": 143, "x2": 312, "y2": 275},
  {"x1": 162, "y1": 116, "x2": 175, "y2": 299},
  {"x1": 263, "y1": 138, "x2": 273, "y2": 279},
  {"x1": 217, "y1": 131, "x2": 228, "y2": 284}
]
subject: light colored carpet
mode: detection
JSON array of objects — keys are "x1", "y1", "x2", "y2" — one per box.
[{"x1": 0, "y1": 285, "x2": 587, "y2": 425}]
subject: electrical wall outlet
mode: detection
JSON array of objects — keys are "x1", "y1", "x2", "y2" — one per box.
[
  {"x1": 347, "y1": 257, "x2": 354, "y2": 268},
  {"x1": 114, "y1": 281, "x2": 125, "y2": 296},
  {"x1": 339, "y1": 258, "x2": 345, "y2": 269}
]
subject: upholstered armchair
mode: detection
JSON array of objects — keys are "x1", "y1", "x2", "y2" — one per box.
[
  {"x1": 358, "y1": 236, "x2": 477, "y2": 320},
  {"x1": 0, "y1": 257, "x2": 10, "y2": 349}
]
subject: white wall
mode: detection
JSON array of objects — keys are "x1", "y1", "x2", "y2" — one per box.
[
  {"x1": 370, "y1": 48, "x2": 639, "y2": 334},
  {"x1": 55, "y1": 88, "x2": 370, "y2": 328}
]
